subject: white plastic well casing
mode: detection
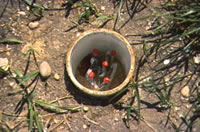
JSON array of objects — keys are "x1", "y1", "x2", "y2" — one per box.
[{"x1": 66, "y1": 29, "x2": 135, "y2": 97}]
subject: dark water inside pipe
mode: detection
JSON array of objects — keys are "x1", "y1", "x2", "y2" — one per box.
[{"x1": 75, "y1": 52, "x2": 126, "y2": 91}]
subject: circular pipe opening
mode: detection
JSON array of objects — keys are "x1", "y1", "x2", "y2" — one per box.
[{"x1": 66, "y1": 29, "x2": 135, "y2": 97}]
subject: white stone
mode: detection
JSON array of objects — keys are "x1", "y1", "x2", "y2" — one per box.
[
  {"x1": 178, "y1": 113, "x2": 183, "y2": 118},
  {"x1": 39, "y1": 61, "x2": 52, "y2": 78},
  {"x1": 186, "y1": 104, "x2": 191, "y2": 108},
  {"x1": 143, "y1": 77, "x2": 151, "y2": 82},
  {"x1": 54, "y1": 73, "x2": 60, "y2": 81},
  {"x1": 0, "y1": 58, "x2": 9, "y2": 71},
  {"x1": 163, "y1": 59, "x2": 170, "y2": 65},
  {"x1": 173, "y1": 106, "x2": 180, "y2": 112},
  {"x1": 83, "y1": 106, "x2": 89, "y2": 112},
  {"x1": 145, "y1": 26, "x2": 150, "y2": 30},
  {"x1": 114, "y1": 117, "x2": 119, "y2": 122},
  {"x1": 181, "y1": 86, "x2": 190, "y2": 97},
  {"x1": 101, "y1": 6, "x2": 105, "y2": 11},
  {"x1": 76, "y1": 32, "x2": 80, "y2": 37},
  {"x1": 12, "y1": 73, "x2": 17, "y2": 78},
  {"x1": 18, "y1": 11, "x2": 26, "y2": 16},
  {"x1": 83, "y1": 124, "x2": 87, "y2": 129},
  {"x1": 28, "y1": 21, "x2": 39, "y2": 29},
  {"x1": 179, "y1": 37, "x2": 183, "y2": 41},
  {"x1": 26, "y1": 6, "x2": 30, "y2": 11},
  {"x1": 9, "y1": 82, "x2": 15, "y2": 87},
  {"x1": 193, "y1": 56, "x2": 200, "y2": 64}
]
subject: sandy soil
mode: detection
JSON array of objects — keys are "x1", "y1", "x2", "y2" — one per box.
[{"x1": 0, "y1": 0, "x2": 199, "y2": 132}]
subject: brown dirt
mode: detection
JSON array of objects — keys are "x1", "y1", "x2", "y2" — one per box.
[{"x1": 0, "y1": 0, "x2": 199, "y2": 132}]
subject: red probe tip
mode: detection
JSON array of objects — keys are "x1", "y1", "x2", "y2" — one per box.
[
  {"x1": 102, "y1": 61, "x2": 109, "y2": 67},
  {"x1": 89, "y1": 72, "x2": 95, "y2": 78},
  {"x1": 93, "y1": 49, "x2": 99, "y2": 56},
  {"x1": 103, "y1": 77, "x2": 110, "y2": 83},
  {"x1": 111, "y1": 50, "x2": 116, "y2": 56}
]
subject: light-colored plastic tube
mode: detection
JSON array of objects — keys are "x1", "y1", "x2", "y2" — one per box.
[{"x1": 66, "y1": 29, "x2": 135, "y2": 97}]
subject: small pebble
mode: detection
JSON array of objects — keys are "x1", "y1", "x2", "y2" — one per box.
[
  {"x1": 5, "y1": 51, "x2": 10, "y2": 56},
  {"x1": 163, "y1": 59, "x2": 170, "y2": 65},
  {"x1": 193, "y1": 56, "x2": 200, "y2": 64},
  {"x1": 76, "y1": 32, "x2": 80, "y2": 37},
  {"x1": 83, "y1": 106, "x2": 89, "y2": 112},
  {"x1": 186, "y1": 104, "x2": 191, "y2": 108},
  {"x1": 26, "y1": 6, "x2": 30, "y2": 11},
  {"x1": 39, "y1": 61, "x2": 52, "y2": 79},
  {"x1": 53, "y1": 119, "x2": 59, "y2": 124},
  {"x1": 114, "y1": 118, "x2": 119, "y2": 122},
  {"x1": 0, "y1": 58, "x2": 9, "y2": 71},
  {"x1": 101, "y1": 6, "x2": 105, "y2": 11},
  {"x1": 179, "y1": 37, "x2": 183, "y2": 41},
  {"x1": 54, "y1": 73, "x2": 60, "y2": 81},
  {"x1": 83, "y1": 124, "x2": 87, "y2": 129},
  {"x1": 18, "y1": 11, "x2": 26, "y2": 16},
  {"x1": 178, "y1": 113, "x2": 183, "y2": 118},
  {"x1": 9, "y1": 82, "x2": 15, "y2": 87},
  {"x1": 28, "y1": 21, "x2": 39, "y2": 29},
  {"x1": 145, "y1": 26, "x2": 150, "y2": 30},
  {"x1": 143, "y1": 77, "x2": 151, "y2": 82},
  {"x1": 174, "y1": 106, "x2": 180, "y2": 111},
  {"x1": 181, "y1": 86, "x2": 190, "y2": 98},
  {"x1": 12, "y1": 73, "x2": 17, "y2": 78},
  {"x1": 181, "y1": 96, "x2": 189, "y2": 101}
]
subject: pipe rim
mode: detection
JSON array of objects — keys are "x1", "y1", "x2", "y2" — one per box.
[{"x1": 66, "y1": 29, "x2": 135, "y2": 97}]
